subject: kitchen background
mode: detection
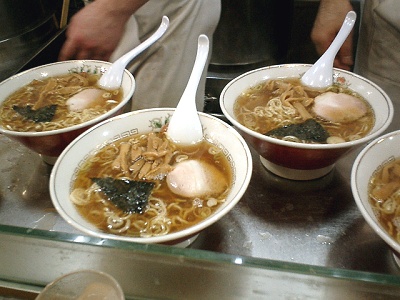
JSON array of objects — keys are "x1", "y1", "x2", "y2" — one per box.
[{"x1": 0, "y1": 0, "x2": 361, "y2": 115}]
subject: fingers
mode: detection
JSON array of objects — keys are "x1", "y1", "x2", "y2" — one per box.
[
  {"x1": 58, "y1": 40, "x2": 78, "y2": 61},
  {"x1": 340, "y1": 55, "x2": 354, "y2": 68},
  {"x1": 75, "y1": 50, "x2": 110, "y2": 61},
  {"x1": 335, "y1": 32, "x2": 354, "y2": 70},
  {"x1": 59, "y1": 40, "x2": 111, "y2": 61},
  {"x1": 333, "y1": 58, "x2": 350, "y2": 71}
]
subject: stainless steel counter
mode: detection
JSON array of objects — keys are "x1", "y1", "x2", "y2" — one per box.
[
  {"x1": 1, "y1": 129, "x2": 399, "y2": 277},
  {"x1": 2, "y1": 129, "x2": 400, "y2": 299},
  {"x1": 193, "y1": 145, "x2": 400, "y2": 275}
]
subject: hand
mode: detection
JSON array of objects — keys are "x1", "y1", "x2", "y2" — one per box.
[
  {"x1": 311, "y1": 0, "x2": 355, "y2": 70},
  {"x1": 58, "y1": 0, "x2": 146, "y2": 61}
]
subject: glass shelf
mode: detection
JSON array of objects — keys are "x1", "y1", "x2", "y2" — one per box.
[{"x1": 1, "y1": 224, "x2": 400, "y2": 299}]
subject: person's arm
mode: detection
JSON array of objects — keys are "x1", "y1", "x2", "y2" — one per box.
[
  {"x1": 310, "y1": 0, "x2": 355, "y2": 70},
  {"x1": 59, "y1": 0, "x2": 148, "y2": 61}
]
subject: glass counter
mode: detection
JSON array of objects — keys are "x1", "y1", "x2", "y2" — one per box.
[{"x1": 1, "y1": 224, "x2": 400, "y2": 299}]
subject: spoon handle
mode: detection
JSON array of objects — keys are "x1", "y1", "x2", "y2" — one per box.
[
  {"x1": 118, "y1": 16, "x2": 170, "y2": 67},
  {"x1": 301, "y1": 11, "x2": 356, "y2": 88},
  {"x1": 319, "y1": 11, "x2": 356, "y2": 63},
  {"x1": 98, "y1": 16, "x2": 169, "y2": 90},
  {"x1": 177, "y1": 35, "x2": 209, "y2": 110},
  {"x1": 167, "y1": 35, "x2": 210, "y2": 145}
]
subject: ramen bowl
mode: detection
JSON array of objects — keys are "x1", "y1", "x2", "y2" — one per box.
[
  {"x1": 0, "y1": 60, "x2": 135, "y2": 164},
  {"x1": 49, "y1": 108, "x2": 252, "y2": 246},
  {"x1": 351, "y1": 130, "x2": 400, "y2": 264},
  {"x1": 220, "y1": 64, "x2": 393, "y2": 180}
]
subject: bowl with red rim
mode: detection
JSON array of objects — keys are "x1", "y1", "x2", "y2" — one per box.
[
  {"x1": 220, "y1": 64, "x2": 393, "y2": 180},
  {"x1": 0, "y1": 60, "x2": 135, "y2": 164}
]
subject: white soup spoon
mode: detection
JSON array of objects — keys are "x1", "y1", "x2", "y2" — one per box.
[
  {"x1": 98, "y1": 16, "x2": 169, "y2": 90},
  {"x1": 166, "y1": 34, "x2": 209, "y2": 145},
  {"x1": 301, "y1": 11, "x2": 356, "y2": 89}
]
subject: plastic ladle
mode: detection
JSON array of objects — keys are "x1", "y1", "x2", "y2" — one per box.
[
  {"x1": 166, "y1": 34, "x2": 209, "y2": 145},
  {"x1": 98, "y1": 16, "x2": 169, "y2": 90},
  {"x1": 301, "y1": 11, "x2": 356, "y2": 89}
]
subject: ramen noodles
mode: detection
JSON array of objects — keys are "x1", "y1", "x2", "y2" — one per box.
[
  {"x1": 233, "y1": 78, "x2": 374, "y2": 144},
  {"x1": 0, "y1": 72, "x2": 123, "y2": 132},
  {"x1": 70, "y1": 130, "x2": 232, "y2": 238},
  {"x1": 368, "y1": 157, "x2": 400, "y2": 243}
]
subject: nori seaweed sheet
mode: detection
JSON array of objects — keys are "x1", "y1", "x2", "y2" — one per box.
[
  {"x1": 91, "y1": 177, "x2": 155, "y2": 214},
  {"x1": 13, "y1": 105, "x2": 57, "y2": 123},
  {"x1": 265, "y1": 119, "x2": 330, "y2": 143}
]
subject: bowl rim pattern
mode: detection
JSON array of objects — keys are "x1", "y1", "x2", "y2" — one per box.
[
  {"x1": 219, "y1": 63, "x2": 394, "y2": 150},
  {"x1": 49, "y1": 108, "x2": 253, "y2": 244},
  {"x1": 351, "y1": 130, "x2": 400, "y2": 254},
  {"x1": 0, "y1": 60, "x2": 135, "y2": 137}
]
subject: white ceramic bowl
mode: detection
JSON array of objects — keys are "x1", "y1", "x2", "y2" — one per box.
[
  {"x1": 351, "y1": 130, "x2": 400, "y2": 259},
  {"x1": 49, "y1": 108, "x2": 253, "y2": 245},
  {"x1": 0, "y1": 60, "x2": 135, "y2": 163},
  {"x1": 220, "y1": 64, "x2": 393, "y2": 180}
]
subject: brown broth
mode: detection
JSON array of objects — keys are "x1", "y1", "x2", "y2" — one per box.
[
  {"x1": 233, "y1": 77, "x2": 374, "y2": 144},
  {"x1": 0, "y1": 72, "x2": 123, "y2": 132},
  {"x1": 71, "y1": 131, "x2": 232, "y2": 238},
  {"x1": 368, "y1": 158, "x2": 400, "y2": 243}
]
